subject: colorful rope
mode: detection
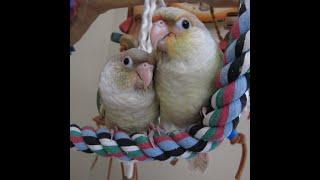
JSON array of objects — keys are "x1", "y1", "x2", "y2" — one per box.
[
  {"x1": 70, "y1": 124, "x2": 229, "y2": 161},
  {"x1": 70, "y1": 124, "x2": 93, "y2": 153},
  {"x1": 114, "y1": 131, "x2": 149, "y2": 161},
  {"x1": 96, "y1": 128, "x2": 132, "y2": 161},
  {"x1": 229, "y1": 1, "x2": 250, "y2": 42},
  {"x1": 194, "y1": 0, "x2": 250, "y2": 143},
  {"x1": 224, "y1": 31, "x2": 250, "y2": 65},
  {"x1": 131, "y1": 133, "x2": 170, "y2": 161},
  {"x1": 70, "y1": 0, "x2": 250, "y2": 162}
]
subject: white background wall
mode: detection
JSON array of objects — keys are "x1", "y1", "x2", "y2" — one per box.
[{"x1": 70, "y1": 8, "x2": 250, "y2": 180}]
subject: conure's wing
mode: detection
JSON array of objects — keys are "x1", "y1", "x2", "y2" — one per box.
[
  {"x1": 217, "y1": 48, "x2": 224, "y2": 61},
  {"x1": 96, "y1": 88, "x2": 106, "y2": 116},
  {"x1": 96, "y1": 88, "x2": 101, "y2": 113}
]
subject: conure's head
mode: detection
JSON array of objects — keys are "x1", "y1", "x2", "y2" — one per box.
[
  {"x1": 100, "y1": 48, "x2": 155, "y2": 92},
  {"x1": 150, "y1": 7, "x2": 215, "y2": 60}
]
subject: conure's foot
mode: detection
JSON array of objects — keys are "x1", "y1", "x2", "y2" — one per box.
[
  {"x1": 92, "y1": 115, "x2": 105, "y2": 127},
  {"x1": 147, "y1": 122, "x2": 165, "y2": 150}
]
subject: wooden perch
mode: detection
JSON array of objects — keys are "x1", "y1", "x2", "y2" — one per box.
[
  {"x1": 70, "y1": 0, "x2": 239, "y2": 45},
  {"x1": 131, "y1": 4, "x2": 237, "y2": 23}
]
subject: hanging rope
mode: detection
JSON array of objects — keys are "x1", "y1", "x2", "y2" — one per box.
[
  {"x1": 158, "y1": 0, "x2": 166, "y2": 7},
  {"x1": 229, "y1": 2, "x2": 250, "y2": 42},
  {"x1": 138, "y1": 0, "x2": 157, "y2": 53}
]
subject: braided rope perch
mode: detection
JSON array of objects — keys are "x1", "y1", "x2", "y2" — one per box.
[{"x1": 70, "y1": 0, "x2": 250, "y2": 165}]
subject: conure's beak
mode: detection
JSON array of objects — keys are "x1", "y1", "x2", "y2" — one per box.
[
  {"x1": 151, "y1": 20, "x2": 170, "y2": 52},
  {"x1": 136, "y1": 62, "x2": 154, "y2": 90}
]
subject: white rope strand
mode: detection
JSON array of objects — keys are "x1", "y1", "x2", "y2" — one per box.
[
  {"x1": 158, "y1": 0, "x2": 166, "y2": 7},
  {"x1": 138, "y1": 0, "x2": 159, "y2": 53},
  {"x1": 138, "y1": 0, "x2": 151, "y2": 52},
  {"x1": 146, "y1": 0, "x2": 157, "y2": 53}
]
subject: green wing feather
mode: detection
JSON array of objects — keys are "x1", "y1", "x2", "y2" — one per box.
[
  {"x1": 217, "y1": 48, "x2": 224, "y2": 61},
  {"x1": 96, "y1": 89, "x2": 101, "y2": 113}
]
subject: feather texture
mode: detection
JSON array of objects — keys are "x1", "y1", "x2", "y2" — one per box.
[
  {"x1": 153, "y1": 7, "x2": 223, "y2": 128},
  {"x1": 98, "y1": 50, "x2": 159, "y2": 133},
  {"x1": 187, "y1": 153, "x2": 209, "y2": 173}
]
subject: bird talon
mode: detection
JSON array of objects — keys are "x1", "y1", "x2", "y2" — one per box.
[
  {"x1": 148, "y1": 122, "x2": 156, "y2": 131},
  {"x1": 156, "y1": 126, "x2": 161, "y2": 135},
  {"x1": 201, "y1": 107, "x2": 209, "y2": 117},
  {"x1": 148, "y1": 130, "x2": 156, "y2": 148},
  {"x1": 93, "y1": 115, "x2": 105, "y2": 128},
  {"x1": 110, "y1": 128, "x2": 116, "y2": 140},
  {"x1": 112, "y1": 126, "x2": 119, "y2": 132}
]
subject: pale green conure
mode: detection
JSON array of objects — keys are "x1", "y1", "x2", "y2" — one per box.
[
  {"x1": 150, "y1": 7, "x2": 224, "y2": 172},
  {"x1": 96, "y1": 48, "x2": 159, "y2": 134},
  {"x1": 150, "y1": 7, "x2": 223, "y2": 130}
]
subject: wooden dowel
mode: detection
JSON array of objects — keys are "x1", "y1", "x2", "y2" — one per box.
[
  {"x1": 107, "y1": 158, "x2": 113, "y2": 180},
  {"x1": 70, "y1": 0, "x2": 239, "y2": 45}
]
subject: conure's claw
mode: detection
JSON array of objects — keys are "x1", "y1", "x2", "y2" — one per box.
[{"x1": 93, "y1": 115, "x2": 105, "y2": 127}]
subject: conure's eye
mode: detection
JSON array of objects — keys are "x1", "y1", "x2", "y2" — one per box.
[
  {"x1": 176, "y1": 18, "x2": 191, "y2": 30},
  {"x1": 182, "y1": 20, "x2": 190, "y2": 29},
  {"x1": 122, "y1": 56, "x2": 133, "y2": 68}
]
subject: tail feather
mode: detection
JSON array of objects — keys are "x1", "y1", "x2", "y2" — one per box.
[{"x1": 187, "y1": 153, "x2": 209, "y2": 173}]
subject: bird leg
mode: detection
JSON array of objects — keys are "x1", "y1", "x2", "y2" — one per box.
[
  {"x1": 92, "y1": 115, "x2": 105, "y2": 128},
  {"x1": 200, "y1": 106, "x2": 213, "y2": 117},
  {"x1": 147, "y1": 122, "x2": 162, "y2": 148}
]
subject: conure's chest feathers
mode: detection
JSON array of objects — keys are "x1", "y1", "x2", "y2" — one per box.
[
  {"x1": 99, "y1": 60, "x2": 159, "y2": 133},
  {"x1": 156, "y1": 47, "x2": 223, "y2": 128},
  {"x1": 100, "y1": 89, "x2": 158, "y2": 133}
]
